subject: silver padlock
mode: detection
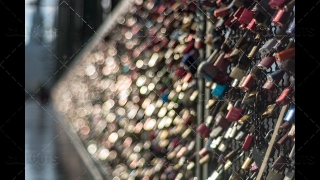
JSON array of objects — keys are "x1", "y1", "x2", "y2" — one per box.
[{"x1": 259, "y1": 38, "x2": 278, "y2": 57}]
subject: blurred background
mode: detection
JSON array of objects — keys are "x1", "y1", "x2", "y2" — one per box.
[{"x1": 25, "y1": 0, "x2": 119, "y2": 179}]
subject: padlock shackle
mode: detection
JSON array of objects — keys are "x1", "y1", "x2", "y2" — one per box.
[
  {"x1": 264, "y1": 129, "x2": 274, "y2": 139},
  {"x1": 234, "y1": 98, "x2": 243, "y2": 108}
]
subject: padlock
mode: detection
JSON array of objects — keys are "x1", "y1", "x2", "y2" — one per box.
[
  {"x1": 246, "y1": 18, "x2": 257, "y2": 33},
  {"x1": 272, "y1": 9, "x2": 291, "y2": 27},
  {"x1": 229, "y1": 122, "x2": 239, "y2": 138},
  {"x1": 211, "y1": 83, "x2": 229, "y2": 99},
  {"x1": 198, "y1": 61, "x2": 219, "y2": 81},
  {"x1": 224, "y1": 151, "x2": 245, "y2": 171},
  {"x1": 210, "y1": 126, "x2": 224, "y2": 138},
  {"x1": 237, "y1": 109, "x2": 252, "y2": 124},
  {"x1": 181, "y1": 49, "x2": 198, "y2": 75},
  {"x1": 238, "y1": 8, "x2": 254, "y2": 24},
  {"x1": 248, "y1": 38, "x2": 262, "y2": 60},
  {"x1": 229, "y1": 64, "x2": 249, "y2": 81},
  {"x1": 210, "y1": 136, "x2": 223, "y2": 150},
  {"x1": 274, "y1": 48, "x2": 295, "y2": 62},
  {"x1": 262, "y1": 78, "x2": 281, "y2": 91},
  {"x1": 239, "y1": 67, "x2": 261, "y2": 92},
  {"x1": 275, "y1": 86, "x2": 294, "y2": 106},
  {"x1": 197, "y1": 116, "x2": 214, "y2": 139},
  {"x1": 226, "y1": 99, "x2": 245, "y2": 122},
  {"x1": 250, "y1": 162, "x2": 259, "y2": 173},
  {"x1": 217, "y1": 140, "x2": 228, "y2": 153},
  {"x1": 242, "y1": 90, "x2": 258, "y2": 107},
  {"x1": 272, "y1": 155, "x2": 287, "y2": 171},
  {"x1": 276, "y1": 133, "x2": 289, "y2": 146},
  {"x1": 268, "y1": 0, "x2": 286, "y2": 10},
  {"x1": 208, "y1": 164, "x2": 224, "y2": 180},
  {"x1": 224, "y1": 147, "x2": 241, "y2": 161},
  {"x1": 257, "y1": 56, "x2": 276, "y2": 70},
  {"x1": 283, "y1": 104, "x2": 295, "y2": 124},
  {"x1": 235, "y1": 131, "x2": 245, "y2": 141},
  {"x1": 214, "y1": 53, "x2": 230, "y2": 72},
  {"x1": 233, "y1": 6, "x2": 244, "y2": 19},
  {"x1": 280, "y1": 57, "x2": 295, "y2": 75},
  {"x1": 194, "y1": 37, "x2": 204, "y2": 49},
  {"x1": 267, "y1": 69, "x2": 285, "y2": 82},
  {"x1": 214, "y1": 112, "x2": 232, "y2": 130},
  {"x1": 242, "y1": 133, "x2": 254, "y2": 151},
  {"x1": 241, "y1": 152, "x2": 253, "y2": 170},
  {"x1": 237, "y1": 75, "x2": 247, "y2": 90},
  {"x1": 288, "y1": 124, "x2": 295, "y2": 137},
  {"x1": 221, "y1": 39, "x2": 232, "y2": 53},
  {"x1": 183, "y1": 41, "x2": 195, "y2": 54},
  {"x1": 259, "y1": 38, "x2": 278, "y2": 57},
  {"x1": 261, "y1": 103, "x2": 277, "y2": 118},
  {"x1": 280, "y1": 121, "x2": 292, "y2": 130}
]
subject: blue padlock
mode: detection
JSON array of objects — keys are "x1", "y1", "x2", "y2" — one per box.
[
  {"x1": 283, "y1": 104, "x2": 295, "y2": 124},
  {"x1": 161, "y1": 91, "x2": 169, "y2": 103},
  {"x1": 211, "y1": 83, "x2": 228, "y2": 99},
  {"x1": 182, "y1": 50, "x2": 198, "y2": 75}
]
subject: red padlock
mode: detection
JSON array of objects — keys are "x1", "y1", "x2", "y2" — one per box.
[
  {"x1": 257, "y1": 56, "x2": 276, "y2": 70},
  {"x1": 242, "y1": 134, "x2": 254, "y2": 151},
  {"x1": 212, "y1": 72, "x2": 230, "y2": 84},
  {"x1": 196, "y1": 116, "x2": 214, "y2": 139},
  {"x1": 183, "y1": 41, "x2": 195, "y2": 54},
  {"x1": 233, "y1": 7, "x2": 245, "y2": 19},
  {"x1": 275, "y1": 86, "x2": 294, "y2": 106},
  {"x1": 246, "y1": 18, "x2": 257, "y2": 33},
  {"x1": 239, "y1": 66, "x2": 261, "y2": 92},
  {"x1": 268, "y1": 0, "x2": 286, "y2": 10},
  {"x1": 238, "y1": 8, "x2": 254, "y2": 24},
  {"x1": 272, "y1": 9, "x2": 290, "y2": 26},
  {"x1": 226, "y1": 99, "x2": 245, "y2": 122}
]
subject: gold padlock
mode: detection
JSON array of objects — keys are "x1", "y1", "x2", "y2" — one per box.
[
  {"x1": 261, "y1": 103, "x2": 277, "y2": 118},
  {"x1": 229, "y1": 65, "x2": 248, "y2": 80}
]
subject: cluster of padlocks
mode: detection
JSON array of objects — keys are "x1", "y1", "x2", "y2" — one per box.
[{"x1": 52, "y1": 0, "x2": 295, "y2": 179}]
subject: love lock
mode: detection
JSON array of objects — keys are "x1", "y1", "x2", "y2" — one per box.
[{"x1": 252, "y1": 129, "x2": 275, "y2": 168}]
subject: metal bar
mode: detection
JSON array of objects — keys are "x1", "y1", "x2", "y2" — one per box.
[
  {"x1": 196, "y1": 0, "x2": 206, "y2": 179},
  {"x1": 203, "y1": 10, "x2": 213, "y2": 180},
  {"x1": 256, "y1": 105, "x2": 289, "y2": 180}
]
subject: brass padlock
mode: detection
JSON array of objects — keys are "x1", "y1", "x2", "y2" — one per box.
[
  {"x1": 229, "y1": 64, "x2": 248, "y2": 80},
  {"x1": 261, "y1": 103, "x2": 277, "y2": 118}
]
